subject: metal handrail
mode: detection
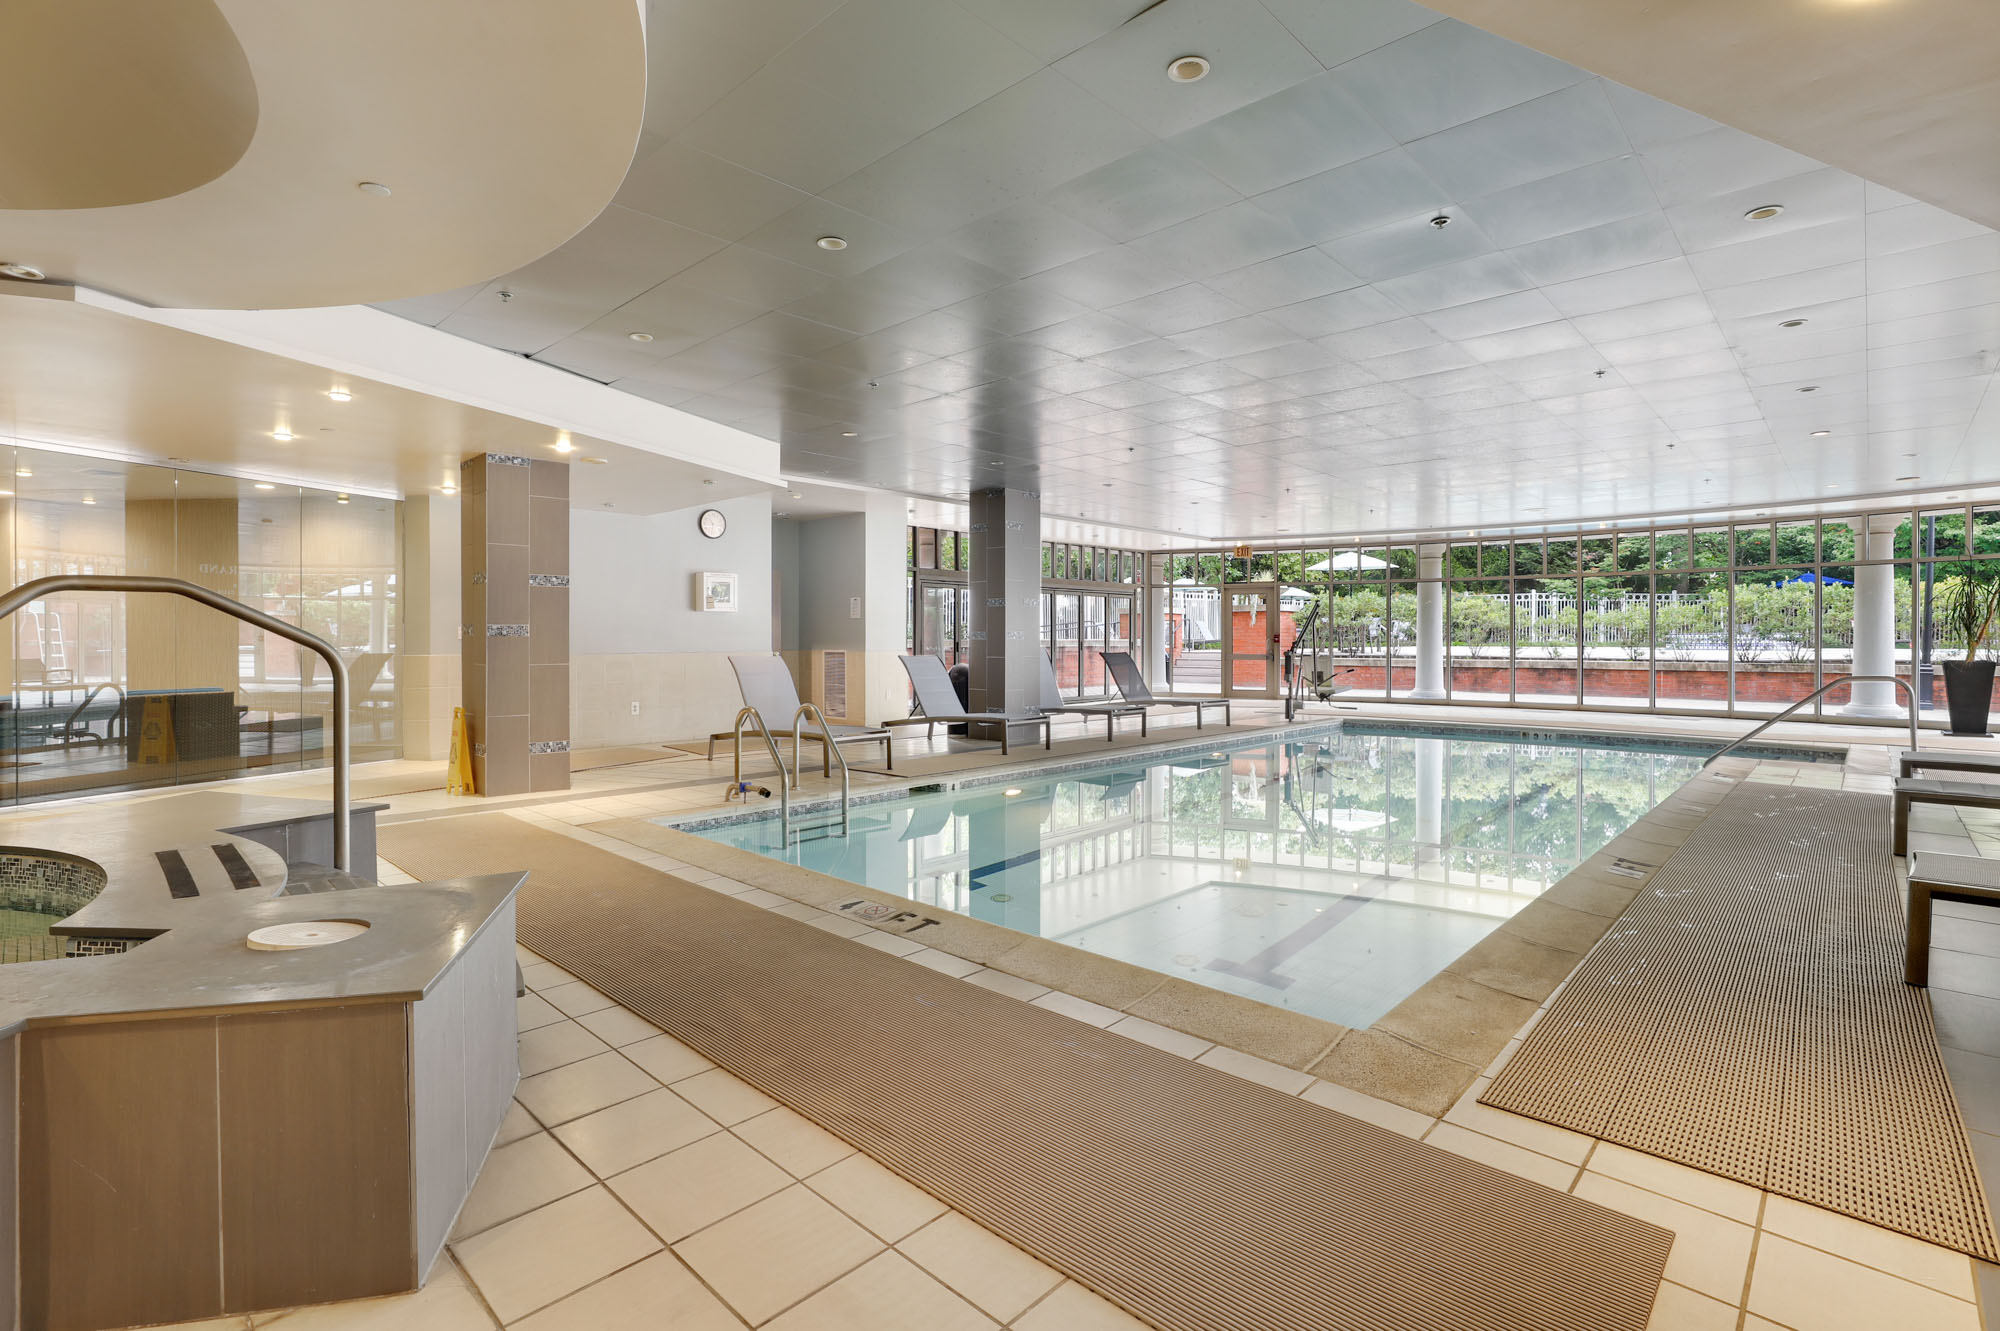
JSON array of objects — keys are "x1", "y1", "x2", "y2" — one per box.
[
  {"x1": 0, "y1": 575, "x2": 352, "y2": 869},
  {"x1": 790, "y1": 702, "x2": 852, "y2": 837},
  {"x1": 58, "y1": 682, "x2": 126, "y2": 749},
  {"x1": 731, "y1": 706, "x2": 792, "y2": 841},
  {"x1": 1704, "y1": 673, "x2": 1918, "y2": 767}
]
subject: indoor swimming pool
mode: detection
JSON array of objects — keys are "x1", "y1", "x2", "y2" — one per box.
[{"x1": 682, "y1": 724, "x2": 1829, "y2": 1028}]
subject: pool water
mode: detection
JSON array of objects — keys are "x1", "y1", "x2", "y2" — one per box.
[{"x1": 684, "y1": 725, "x2": 1718, "y2": 1028}]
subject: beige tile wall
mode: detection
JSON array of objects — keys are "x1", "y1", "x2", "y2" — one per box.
[
  {"x1": 571, "y1": 653, "x2": 750, "y2": 747},
  {"x1": 400, "y1": 654, "x2": 464, "y2": 761}
]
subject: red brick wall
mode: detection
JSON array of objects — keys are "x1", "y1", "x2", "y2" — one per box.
[{"x1": 1229, "y1": 609, "x2": 1296, "y2": 686}]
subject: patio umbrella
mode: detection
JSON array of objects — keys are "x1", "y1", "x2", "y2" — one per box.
[{"x1": 1309, "y1": 551, "x2": 1390, "y2": 572}]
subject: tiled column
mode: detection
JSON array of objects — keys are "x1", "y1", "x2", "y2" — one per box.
[
  {"x1": 460, "y1": 453, "x2": 569, "y2": 796},
  {"x1": 967, "y1": 486, "x2": 1041, "y2": 739}
]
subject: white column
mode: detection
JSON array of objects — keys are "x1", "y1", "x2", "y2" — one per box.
[
  {"x1": 1843, "y1": 514, "x2": 1904, "y2": 718},
  {"x1": 1143, "y1": 561, "x2": 1168, "y2": 687},
  {"x1": 1411, "y1": 542, "x2": 1446, "y2": 698},
  {"x1": 1413, "y1": 736, "x2": 1444, "y2": 871}
]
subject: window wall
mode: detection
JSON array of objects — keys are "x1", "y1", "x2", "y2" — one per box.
[{"x1": 0, "y1": 446, "x2": 401, "y2": 805}]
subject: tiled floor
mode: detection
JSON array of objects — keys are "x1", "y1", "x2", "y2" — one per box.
[{"x1": 158, "y1": 707, "x2": 2000, "y2": 1330}]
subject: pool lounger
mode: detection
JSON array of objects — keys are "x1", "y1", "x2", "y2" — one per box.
[
  {"x1": 1905, "y1": 851, "x2": 2000, "y2": 985},
  {"x1": 888, "y1": 655, "x2": 1051, "y2": 754},
  {"x1": 1101, "y1": 650, "x2": 1231, "y2": 729},
  {"x1": 710, "y1": 654, "x2": 894, "y2": 774},
  {"x1": 1899, "y1": 749, "x2": 2000, "y2": 780},
  {"x1": 1039, "y1": 653, "x2": 1148, "y2": 742},
  {"x1": 1893, "y1": 774, "x2": 2000, "y2": 855}
]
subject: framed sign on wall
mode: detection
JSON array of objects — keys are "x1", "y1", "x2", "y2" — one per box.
[{"x1": 697, "y1": 570, "x2": 739, "y2": 612}]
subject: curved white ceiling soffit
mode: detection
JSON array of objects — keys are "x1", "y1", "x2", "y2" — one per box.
[{"x1": 0, "y1": 0, "x2": 646, "y2": 310}]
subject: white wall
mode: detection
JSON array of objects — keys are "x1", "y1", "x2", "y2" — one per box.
[{"x1": 568, "y1": 494, "x2": 775, "y2": 745}]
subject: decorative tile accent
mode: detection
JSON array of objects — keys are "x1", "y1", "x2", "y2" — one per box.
[
  {"x1": 528, "y1": 573, "x2": 570, "y2": 587},
  {"x1": 528, "y1": 740, "x2": 571, "y2": 754},
  {"x1": 472, "y1": 742, "x2": 487, "y2": 757},
  {"x1": 488, "y1": 624, "x2": 530, "y2": 637},
  {"x1": 471, "y1": 571, "x2": 487, "y2": 585},
  {"x1": 486, "y1": 452, "x2": 534, "y2": 468}
]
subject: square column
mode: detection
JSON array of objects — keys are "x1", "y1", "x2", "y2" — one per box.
[
  {"x1": 967, "y1": 486, "x2": 1041, "y2": 737},
  {"x1": 461, "y1": 452, "x2": 570, "y2": 795}
]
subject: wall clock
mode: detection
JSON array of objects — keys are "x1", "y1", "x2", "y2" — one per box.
[{"x1": 698, "y1": 508, "x2": 727, "y2": 539}]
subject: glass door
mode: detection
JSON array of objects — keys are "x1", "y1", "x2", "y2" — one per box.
[
  {"x1": 916, "y1": 581, "x2": 968, "y2": 666},
  {"x1": 1221, "y1": 583, "x2": 1282, "y2": 699}
]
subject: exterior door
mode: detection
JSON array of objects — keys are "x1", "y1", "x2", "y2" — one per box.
[
  {"x1": 1221, "y1": 584, "x2": 1283, "y2": 699},
  {"x1": 916, "y1": 581, "x2": 968, "y2": 666}
]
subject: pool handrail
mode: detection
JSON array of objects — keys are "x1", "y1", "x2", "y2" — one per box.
[
  {"x1": 732, "y1": 705, "x2": 792, "y2": 841},
  {"x1": 1703, "y1": 674, "x2": 1918, "y2": 767},
  {"x1": 791, "y1": 702, "x2": 852, "y2": 837}
]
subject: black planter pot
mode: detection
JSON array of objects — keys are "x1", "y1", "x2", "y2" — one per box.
[{"x1": 1943, "y1": 659, "x2": 1997, "y2": 736}]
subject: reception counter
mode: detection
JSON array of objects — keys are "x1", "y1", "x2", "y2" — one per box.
[{"x1": 0, "y1": 790, "x2": 521, "y2": 1331}]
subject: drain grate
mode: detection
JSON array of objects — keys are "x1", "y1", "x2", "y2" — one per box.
[{"x1": 1484, "y1": 783, "x2": 1999, "y2": 1259}]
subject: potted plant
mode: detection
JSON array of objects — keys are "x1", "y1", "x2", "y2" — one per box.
[{"x1": 1937, "y1": 573, "x2": 2000, "y2": 736}]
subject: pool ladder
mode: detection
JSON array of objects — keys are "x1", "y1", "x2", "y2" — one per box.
[{"x1": 730, "y1": 704, "x2": 852, "y2": 846}]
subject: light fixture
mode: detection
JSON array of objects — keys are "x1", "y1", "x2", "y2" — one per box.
[
  {"x1": 1003, "y1": 787, "x2": 1023, "y2": 797},
  {"x1": 0, "y1": 262, "x2": 45, "y2": 281},
  {"x1": 627, "y1": 331, "x2": 654, "y2": 342},
  {"x1": 815, "y1": 236, "x2": 848, "y2": 251},
  {"x1": 254, "y1": 482, "x2": 276, "y2": 491},
  {"x1": 1810, "y1": 429, "x2": 1831, "y2": 437},
  {"x1": 840, "y1": 431, "x2": 858, "y2": 437},
  {"x1": 553, "y1": 433, "x2": 574, "y2": 454},
  {"x1": 336, "y1": 493, "x2": 350, "y2": 504},
  {"x1": 1429, "y1": 214, "x2": 1451, "y2": 230},
  {"x1": 357, "y1": 181, "x2": 392, "y2": 197},
  {"x1": 326, "y1": 387, "x2": 352, "y2": 402},
  {"x1": 81, "y1": 496, "x2": 95, "y2": 505},
  {"x1": 272, "y1": 427, "x2": 295, "y2": 441},
  {"x1": 1166, "y1": 54, "x2": 1210, "y2": 83},
  {"x1": 1744, "y1": 204, "x2": 1784, "y2": 221},
  {"x1": 13, "y1": 468, "x2": 29, "y2": 479},
  {"x1": 581, "y1": 456, "x2": 608, "y2": 465},
  {"x1": 1779, "y1": 318, "x2": 1808, "y2": 328},
  {"x1": 440, "y1": 484, "x2": 458, "y2": 496},
  {"x1": 790, "y1": 491, "x2": 802, "y2": 499}
]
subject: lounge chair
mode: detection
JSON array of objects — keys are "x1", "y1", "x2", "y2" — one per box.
[
  {"x1": 1899, "y1": 749, "x2": 2000, "y2": 780},
  {"x1": 1892, "y1": 774, "x2": 2000, "y2": 855},
  {"x1": 1039, "y1": 652, "x2": 1148, "y2": 742},
  {"x1": 1101, "y1": 650, "x2": 1231, "y2": 728},
  {"x1": 888, "y1": 655, "x2": 1051, "y2": 754},
  {"x1": 709, "y1": 654, "x2": 893, "y2": 776},
  {"x1": 1905, "y1": 852, "x2": 2000, "y2": 985}
]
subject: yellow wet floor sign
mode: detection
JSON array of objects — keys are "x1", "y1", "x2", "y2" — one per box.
[
  {"x1": 135, "y1": 696, "x2": 176, "y2": 765},
  {"x1": 447, "y1": 706, "x2": 476, "y2": 795}
]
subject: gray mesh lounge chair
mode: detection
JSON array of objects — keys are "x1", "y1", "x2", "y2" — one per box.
[
  {"x1": 889, "y1": 655, "x2": 1051, "y2": 754},
  {"x1": 1040, "y1": 652, "x2": 1147, "y2": 742},
  {"x1": 709, "y1": 654, "x2": 893, "y2": 774},
  {"x1": 1893, "y1": 774, "x2": 2000, "y2": 855},
  {"x1": 1101, "y1": 650, "x2": 1231, "y2": 728},
  {"x1": 1899, "y1": 749, "x2": 2000, "y2": 780}
]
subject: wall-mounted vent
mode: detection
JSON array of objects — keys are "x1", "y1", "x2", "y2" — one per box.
[{"x1": 823, "y1": 650, "x2": 847, "y2": 719}]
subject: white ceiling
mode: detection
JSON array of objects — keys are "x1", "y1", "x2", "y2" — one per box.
[{"x1": 378, "y1": 0, "x2": 2000, "y2": 541}]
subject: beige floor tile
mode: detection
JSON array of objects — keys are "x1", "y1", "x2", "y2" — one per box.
[
  {"x1": 1194, "y1": 1044, "x2": 1315, "y2": 1095},
  {"x1": 517, "y1": 1052, "x2": 659, "y2": 1127},
  {"x1": 1747, "y1": 1234, "x2": 1979, "y2": 1331},
  {"x1": 517, "y1": 1021, "x2": 612, "y2": 1078},
  {"x1": 1106, "y1": 1015, "x2": 1212, "y2": 1059},
  {"x1": 452, "y1": 1133, "x2": 593, "y2": 1239},
  {"x1": 511, "y1": 1252, "x2": 744, "y2": 1331},
  {"x1": 674, "y1": 1185, "x2": 883, "y2": 1325},
  {"x1": 553, "y1": 1088, "x2": 722, "y2": 1178},
  {"x1": 771, "y1": 901, "x2": 839, "y2": 925},
  {"x1": 1442, "y1": 1078, "x2": 1594, "y2": 1164},
  {"x1": 732, "y1": 886, "x2": 789, "y2": 908},
  {"x1": 492, "y1": 1100, "x2": 541, "y2": 1148},
  {"x1": 897, "y1": 1212, "x2": 1062, "y2": 1321},
  {"x1": 1588, "y1": 1142, "x2": 1764, "y2": 1224},
  {"x1": 160, "y1": 1319, "x2": 251, "y2": 1330},
  {"x1": 854, "y1": 929, "x2": 928, "y2": 957},
  {"x1": 764, "y1": 1250, "x2": 994, "y2": 1331},
  {"x1": 1011, "y1": 1281, "x2": 1150, "y2": 1331},
  {"x1": 576, "y1": 1005, "x2": 661, "y2": 1047},
  {"x1": 807, "y1": 1152, "x2": 949, "y2": 1242},
  {"x1": 1573, "y1": 1174, "x2": 1754, "y2": 1304},
  {"x1": 1757, "y1": 1195, "x2": 1974, "y2": 1298},
  {"x1": 806, "y1": 914, "x2": 874, "y2": 939},
  {"x1": 734, "y1": 1106, "x2": 857, "y2": 1177},
  {"x1": 621, "y1": 1033, "x2": 715, "y2": 1084},
  {"x1": 608, "y1": 1131, "x2": 791, "y2": 1242},
  {"x1": 961, "y1": 968, "x2": 1050, "y2": 1002},
  {"x1": 1029, "y1": 990, "x2": 1123, "y2": 1027},
  {"x1": 540, "y1": 981, "x2": 618, "y2": 1019},
  {"x1": 520, "y1": 961, "x2": 577, "y2": 992},
  {"x1": 517, "y1": 993, "x2": 565, "y2": 1033},
  {"x1": 1644, "y1": 1279, "x2": 1737, "y2": 1331},
  {"x1": 451, "y1": 1186, "x2": 660, "y2": 1324},
  {"x1": 670, "y1": 1067, "x2": 780, "y2": 1125},
  {"x1": 906, "y1": 947, "x2": 984, "y2": 978},
  {"x1": 250, "y1": 1263, "x2": 492, "y2": 1329},
  {"x1": 1423, "y1": 1122, "x2": 1578, "y2": 1191},
  {"x1": 1299, "y1": 1079, "x2": 1433, "y2": 1137}
]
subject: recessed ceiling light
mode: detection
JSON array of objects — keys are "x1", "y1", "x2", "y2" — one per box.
[
  {"x1": 1810, "y1": 429, "x2": 1831, "y2": 437},
  {"x1": 581, "y1": 456, "x2": 608, "y2": 465},
  {"x1": 13, "y1": 469, "x2": 29, "y2": 479},
  {"x1": 815, "y1": 236, "x2": 848, "y2": 251},
  {"x1": 1003, "y1": 787, "x2": 1024, "y2": 797},
  {"x1": 0, "y1": 262, "x2": 45, "y2": 281},
  {"x1": 1744, "y1": 204, "x2": 1784, "y2": 221},
  {"x1": 840, "y1": 431, "x2": 858, "y2": 437},
  {"x1": 1779, "y1": 318, "x2": 1808, "y2": 328},
  {"x1": 254, "y1": 482, "x2": 276, "y2": 491},
  {"x1": 357, "y1": 181, "x2": 392, "y2": 197},
  {"x1": 1795, "y1": 385, "x2": 1819, "y2": 393},
  {"x1": 553, "y1": 434, "x2": 574, "y2": 454},
  {"x1": 789, "y1": 491, "x2": 802, "y2": 499},
  {"x1": 272, "y1": 427, "x2": 295, "y2": 441},
  {"x1": 1165, "y1": 54, "x2": 1210, "y2": 83},
  {"x1": 326, "y1": 387, "x2": 352, "y2": 402},
  {"x1": 440, "y1": 484, "x2": 458, "y2": 495},
  {"x1": 627, "y1": 331, "x2": 654, "y2": 342},
  {"x1": 0, "y1": 490, "x2": 13, "y2": 498},
  {"x1": 336, "y1": 493, "x2": 350, "y2": 504},
  {"x1": 1826, "y1": 484, "x2": 1839, "y2": 490},
  {"x1": 80, "y1": 496, "x2": 95, "y2": 505}
]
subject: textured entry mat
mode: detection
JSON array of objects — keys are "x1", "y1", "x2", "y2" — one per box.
[
  {"x1": 381, "y1": 814, "x2": 1672, "y2": 1331},
  {"x1": 1485, "y1": 782, "x2": 2000, "y2": 1259}
]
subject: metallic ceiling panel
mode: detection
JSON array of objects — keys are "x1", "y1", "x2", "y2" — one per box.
[
  {"x1": 1403, "y1": 83, "x2": 1631, "y2": 204},
  {"x1": 939, "y1": 201, "x2": 1120, "y2": 282},
  {"x1": 1168, "y1": 72, "x2": 1396, "y2": 197},
  {"x1": 1254, "y1": 149, "x2": 1449, "y2": 244},
  {"x1": 1259, "y1": 0, "x2": 1444, "y2": 68},
  {"x1": 1109, "y1": 282, "x2": 1252, "y2": 337},
  {"x1": 1375, "y1": 252, "x2": 1534, "y2": 315},
  {"x1": 1334, "y1": 18, "x2": 1587, "y2": 143},
  {"x1": 1123, "y1": 200, "x2": 1309, "y2": 280},
  {"x1": 666, "y1": 246, "x2": 835, "y2": 310},
  {"x1": 1204, "y1": 248, "x2": 1363, "y2": 309},
  {"x1": 1046, "y1": 141, "x2": 1241, "y2": 243},
  {"x1": 613, "y1": 140, "x2": 812, "y2": 242},
  {"x1": 1266, "y1": 284, "x2": 1407, "y2": 338},
  {"x1": 735, "y1": 196, "x2": 916, "y2": 276},
  {"x1": 1472, "y1": 155, "x2": 1660, "y2": 251}
]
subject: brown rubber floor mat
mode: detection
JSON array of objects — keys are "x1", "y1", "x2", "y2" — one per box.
[
  {"x1": 1484, "y1": 781, "x2": 1999, "y2": 1259},
  {"x1": 382, "y1": 813, "x2": 1672, "y2": 1331}
]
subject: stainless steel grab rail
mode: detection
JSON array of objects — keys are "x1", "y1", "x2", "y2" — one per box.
[
  {"x1": 1704, "y1": 673, "x2": 1919, "y2": 768},
  {"x1": 731, "y1": 706, "x2": 792, "y2": 842},
  {"x1": 0, "y1": 575, "x2": 353, "y2": 869},
  {"x1": 790, "y1": 703, "x2": 851, "y2": 837}
]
